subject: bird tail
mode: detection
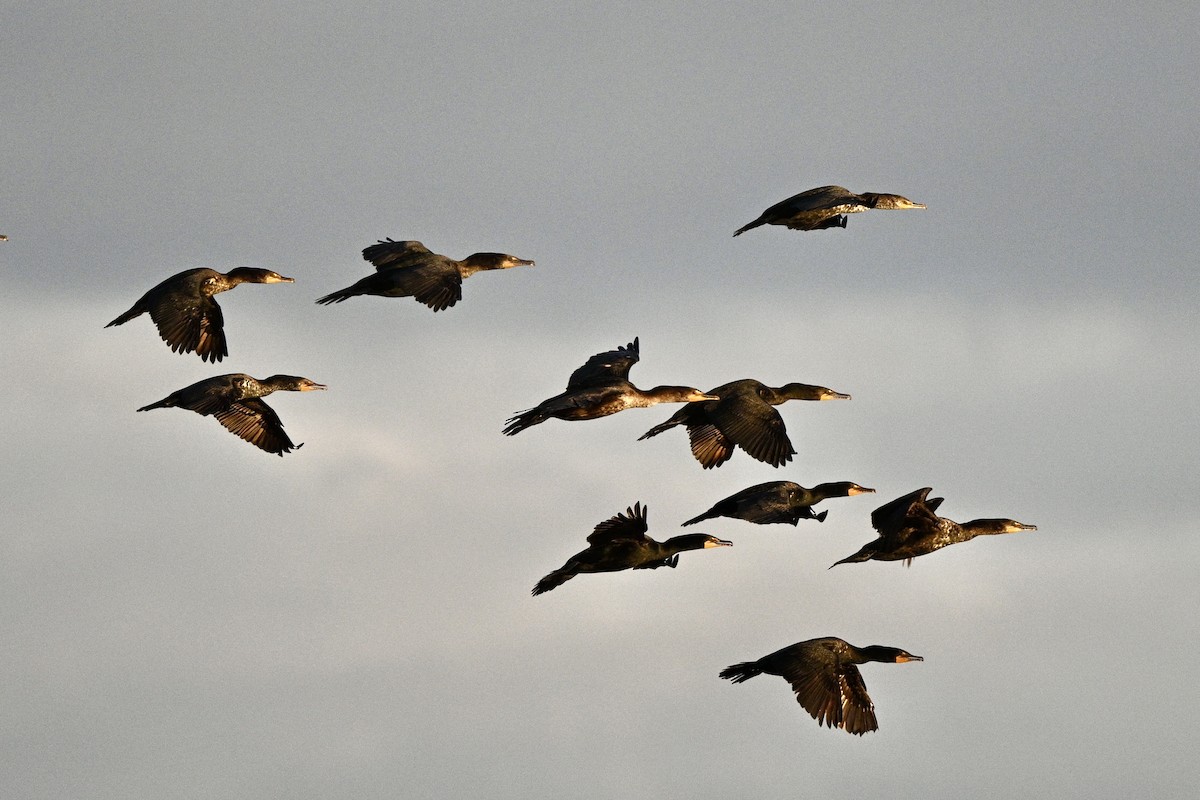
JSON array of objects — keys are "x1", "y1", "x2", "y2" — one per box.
[
  {"x1": 828, "y1": 550, "x2": 869, "y2": 569},
  {"x1": 105, "y1": 306, "x2": 142, "y2": 327},
  {"x1": 638, "y1": 418, "x2": 678, "y2": 440},
  {"x1": 732, "y1": 218, "x2": 765, "y2": 237},
  {"x1": 680, "y1": 510, "x2": 714, "y2": 527},
  {"x1": 815, "y1": 510, "x2": 829, "y2": 523},
  {"x1": 314, "y1": 287, "x2": 358, "y2": 305},
  {"x1": 503, "y1": 408, "x2": 547, "y2": 436},
  {"x1": 136, "y1": 398, "x2": 172, "y2": 412},
  {"x1": 719, "y1": 661, "x2": 763, "y2": 683},
  {"x1": 531, "y1": 570, "x2": 573, "y2": 596}
]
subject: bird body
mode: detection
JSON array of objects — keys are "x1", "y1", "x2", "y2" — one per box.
[
  {"x1": 315, "y1": 239, "x2": 533, "y2": 311},
  {"x1": 639, "y1": 379, "x2": 850, "y2": 469},
  {"x1": 532, "y1": 502, "x2": 731, "y2": 595},
  {"x1": 682, "y1": 481, "x2": 875, "y2": 526},
  {"x1": 137, "y1": 373, "x2": 325, "y2": 456},
  {"x1": 733, "y1": 185, "x2": 926, "y2": 236},
  {"x1": 504, "y1": 338, "x2": 716, "y2": 435},
  {"x1": 719, "y1": 637, "x2": 922, "y2": 735},
  {"x1": 831, "y1": 487, "x2": 1037, "y2": 566},
  {"x1": 106, "y1": 267, "x2": 294, "y2": 362}
]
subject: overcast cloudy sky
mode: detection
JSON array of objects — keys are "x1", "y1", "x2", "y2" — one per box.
[{"x1": 3, "y1": 2, "x2": 1198, "y2": 798}]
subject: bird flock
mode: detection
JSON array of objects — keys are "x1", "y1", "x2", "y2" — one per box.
[{"x1": 105, "y1": 184, "x2": 1035, "y2": 737}]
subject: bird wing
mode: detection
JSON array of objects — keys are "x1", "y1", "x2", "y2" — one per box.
[
  {"x1": 586, "y1": 502, "x2": 650, "y2": 546},
  {"x1": 750, "y1": 505, "x2": 809, "y2": 526},
  {"x1": 362, "y1": 239, "x2": 433, "y2": 270},
  {"x1": 835, "y1": 665, "x2": 879, "y2": 735},
  {"x1": 706, "y1": 393, "x2": 795, "y2": 467},
  {"x1": 785, "y1": 663, "x2": 847, "y2": 730},
  {"x1": 566, "y1": 338, "x2": 640, "y2": 390},
  {"x1": 405, "y1": 261, "x2": 464, "y2": 311},
  {"x1": 771, "y1": 185, "x2": 859, "y2": 214},
  {"x1": 147, "y1": 293, "x2": 228, "y2": 363},
  {"x1": 871, "y1": 488, "x2": 936, "y2": 535},
  {"x1": 166, "y1": 376, "x2": 241, "y2": 416},
  {"x1": 784, "y1": 661, "x2": 877, "y2": 735},
  {"x1": 213, "y1": 398, "x2": 298, "y2": 455},
  {"x1": 687, "y1": 423, "x2": 735, "y2": 469}
]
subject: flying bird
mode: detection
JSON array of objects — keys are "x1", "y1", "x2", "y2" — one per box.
[
  {"x1": 638, "y1": 379, "x2": 850, "y2": 469},
  {"x1": 719, "y1": 636, "x2": 923, "y2": 736},
  {"x1": 532, "y1": 502, "x2": 731, "y2": 596},
  {"x1": 315, "y1": 238, "x2": 533, "y2": 311},
  {"x1": 682, "y1": 481, "x2": 875, "y2": 527},
  {"x1": 503, "y1": 338, "x2": 716, "y2": 435},
  {"x1": 831, "y1": 487, "x2": 1037, "y2": 567},
  {"x1": 733, "y1": 185, "x2": 926, "y2": 236},
  {"x1": 136, "y1": 373, "x2": 325, "y2": 456},
  {"x1": 106, "y1": 267, "x2": 294, "y2": 362}
]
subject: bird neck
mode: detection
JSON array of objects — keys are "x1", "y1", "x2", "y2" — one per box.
[
  {"x1": 854, "y1": 645, "x2": 903, "y2": 664},
  {"x1": 810, "y1": 482, "x2": 849, "y2": 500},
  {"x1": 641, "y1": 385, "x2": 702, "y2": 404},
  {"x1": 660, "y1": 534, "x2": 714, "y2": 555},
  {"x1": 771, "y1": 383, "x2": 827, "y2": 403}
]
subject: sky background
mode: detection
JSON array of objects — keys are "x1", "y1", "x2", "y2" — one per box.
[{"x1": 3, "y1": 2, "x2": 1199, "y2": 798}]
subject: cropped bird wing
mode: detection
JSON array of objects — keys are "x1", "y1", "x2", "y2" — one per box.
[
  {"x1": 405, "y1": 261, "x2": 464, "y2": 311},
  {"x1": 213, "y1": 398, "x2": 298, "y2": 455},
  {"x1": 566, "y1": 338, "x2": 640, "y2": 390},
  {"x1": 586, "y1": 502, "x2": 650, "y2": 546},
  {"x1": 148, "y1": 293, "x2": 228, "y2": 363},
  {"x1": 785, "y1": 662, "x2": 877, "y2": 735},
  {"x1": 362, "y1": 239, "x2": 434, "y2": 270},
  {"x1": 706, "y1": 394, "x2": 794, "y2": 467}
]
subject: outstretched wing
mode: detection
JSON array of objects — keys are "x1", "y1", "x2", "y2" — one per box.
[
  {"x1": 406, "y1": 262, "x2": 464, "y2": 311},
  {"x1": 567, "y1": 338, "x2": 640, "y2": 390},
  {"x1": 362, "y1": 238, "x2": 434, "y2": 270},
  {"x1": 706, "y1": 393, "x2": 794, "y2": 467},
  {"x1": 586, "y1": 502, "x2": 650, "y2": 546},
  {"x1": 687, "y1": 423, "x2": 735, "y2": 469},
  {"x1": 213, "y1": 398, "x2": 299, "y2": 455},
  {"x1": 871, "y1": 488, "x2": 938, "y2": 535},
  {"x1": 785, "y1": 661, "x2": 877, "y2": 736},
  {"x1": 148, "y1": 292, "x2": 228, "y2": 363}
]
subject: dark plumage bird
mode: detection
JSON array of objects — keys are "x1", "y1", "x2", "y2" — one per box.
[
  {"x1": 638, "y1": 379, "x2": 850, "y2": 469},
  {"x1": 831, "y1": 487, "x2": 1037, "y2": 567},
  {"x1": 137, "y1": 373, "x2": 326, "y2": 456},
  {"x1": 720, "y1": 637, "x2": 923, "y2": 736},
  {"x1": 106, "y1": 267, "x2": 294, "y2": 362},
  {"x1": 682, "y1": 481, "x2": 875, "y2": 527},
  {"x1": 532, "y1": 502, "x2": 731, "y2": 596},
  {"x1": 315, "y1": 239, "x2": 533, "y2": 311},
  {"x1": 504, "y1": 338, "x2": 717, "y2": 435},
  {"x1": 733, "y1": 185, "x2": 926, "y2": 236}
]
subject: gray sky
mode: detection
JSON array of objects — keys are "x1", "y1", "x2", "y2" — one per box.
[{"x1": 3, "y1": 2, "x2": 1198, "y2": 798}]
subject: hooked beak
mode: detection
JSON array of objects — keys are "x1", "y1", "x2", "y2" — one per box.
[
  {"x1": 301, "y1": 382, "x2": 327, "y2": 391},
  {"x1": 822, "y1": 390, "x2": 852, "y2": 401},
  {"x1": 849, "y1": 486, "x2": 876, "y2": 495},
  {"x1": 896, "y1": 654, "x2": 924, "y2": 663}
]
